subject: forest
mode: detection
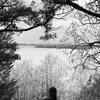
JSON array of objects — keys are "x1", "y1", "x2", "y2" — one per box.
[{"x1": 1, "y1": 0, "x2": 100, "y2": 100}]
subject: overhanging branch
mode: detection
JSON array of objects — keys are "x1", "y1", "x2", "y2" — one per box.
[{"x1": 54, "y1": 0, "x2": 100, "y2": 18}]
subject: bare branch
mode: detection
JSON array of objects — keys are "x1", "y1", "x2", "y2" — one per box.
[{"x1": 54, "y1": 0, "x2": 100, "y2": 18}]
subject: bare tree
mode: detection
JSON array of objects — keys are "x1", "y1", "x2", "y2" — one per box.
[
  {"x1": 33, "y1": 54, "x2": 68, "y2": 99},
  {"x1": 11, "y1": 61, "x2": 35, "y2": 100}
]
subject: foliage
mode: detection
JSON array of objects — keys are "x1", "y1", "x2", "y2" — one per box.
[
  {"x1": 75, "y1": 74, "x2": 100, "y2": 100},
  {"x1": 1, "y1": 0, "x2": 100, "y2": 99},
  {"x1": 0, "y1": 32, "x2": 20, "y2": 100},
  {"x1": 59, "y1": 21, "x2": 100, "y2": 99}
]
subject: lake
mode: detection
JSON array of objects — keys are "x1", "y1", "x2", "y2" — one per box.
[{"x1": 16, "y1": 45, "x2": 68, "y2": 65}]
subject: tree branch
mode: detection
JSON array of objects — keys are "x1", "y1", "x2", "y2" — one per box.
[{"x1": 55, "y1": 0, "x2": 100, "y2": 18}]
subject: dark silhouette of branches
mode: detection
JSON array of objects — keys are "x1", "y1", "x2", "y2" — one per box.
[
  {"x1": 54, "y1": 0, "x2": 100, "y2": 18},
  {"x1": 0, "y1": 0, "x2": 100, "y2": 33}
]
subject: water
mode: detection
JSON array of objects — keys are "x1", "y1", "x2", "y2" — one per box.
[{"x1": 16, "y1": 46, "x2": 67, "y2": 65}]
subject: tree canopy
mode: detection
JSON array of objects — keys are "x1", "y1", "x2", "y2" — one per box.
[{"x1": 0, "y1": 0, "x2": 100, "y2": 33}]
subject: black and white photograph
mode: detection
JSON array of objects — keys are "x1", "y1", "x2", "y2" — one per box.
[{"x1": 0, "y1": 0, "x2": 100, "y2": 100}]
